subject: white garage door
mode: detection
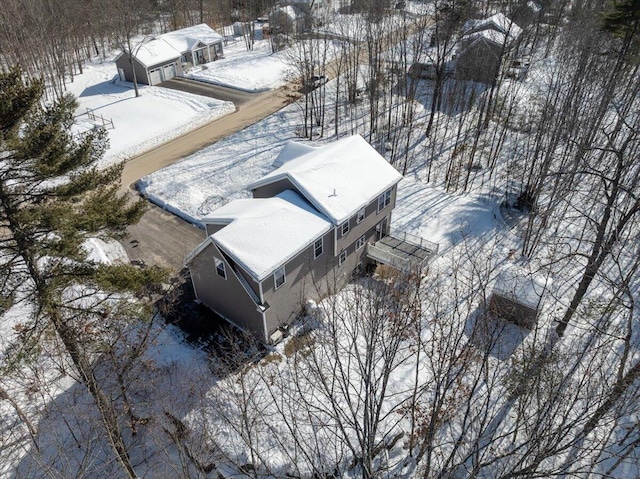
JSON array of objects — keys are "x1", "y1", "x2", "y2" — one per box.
[
  {"x1": 148, "y1": 68, "x2": 163, "y2": 85},
  {"x1": 163, "y1": 63, "x2": 177, "y2": 81}
]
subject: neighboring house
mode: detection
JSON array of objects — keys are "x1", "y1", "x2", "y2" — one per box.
[
  {"x1": 269, "y1": 5, "x2": 306, "y2": 36},
  {"x1": 461, "y1": 13, "x2": 523, "y2": 43},
  {"x1": 455, "y1": 13, "x2": 522, "y2": 83},
  {"x1": 186, "y1": 135, "x2": 435, "y2": 343},
  {"x1": 115, "y1": 24, "x2": 224, "y2": 86},
  {"x1": 160, "y1": 24, "x2": 224, "y2": 69},
  {"x1": 282, "y1": 0, "x2": 333, "y2": 26}
]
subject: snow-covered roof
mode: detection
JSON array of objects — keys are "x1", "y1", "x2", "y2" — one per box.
[
  {"x1": 204, "y1": 190, "x2": 332, "y2": 281},
  {"x1": 463, "y1": 14, "x2": 522, "y2": 43},
  {"x1": 272, "y1": 141, "x2": 318, "y2": 168},
  {"x1": 461, "y1": 29, "x2": 509, "y2": 48},
  {"x1": 493, "y1": 268, "x2": 547, "y2": 309},
  {"x1": 158, "y1": 24, "x2": 223, "y2": 53},
  {"x1": 249, "y1": 135, "x2": 403, "y2": 225},
  {"x1": 132, "y1": 38, "x2": 181, "y2": 68}
]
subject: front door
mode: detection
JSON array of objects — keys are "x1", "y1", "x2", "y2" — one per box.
[{"x1": 376, "y1": 217, "x2": 387, "y2": 241}]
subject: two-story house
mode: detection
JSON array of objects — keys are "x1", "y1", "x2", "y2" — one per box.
[{"x1": 186, "y1": 135, "x2": 433, "y2": 343}]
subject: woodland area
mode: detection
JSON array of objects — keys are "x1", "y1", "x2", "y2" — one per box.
[
  {"x1": 1, "y1": 0, "x2": 640, "y2": 477},
  {"x1": 0, "y1": 0, "x2": 274, "y2": 99}
]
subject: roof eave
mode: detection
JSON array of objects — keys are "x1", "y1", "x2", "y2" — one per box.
[{"x1": 215, "y1": 223, "x2": 333, "y2": 283}]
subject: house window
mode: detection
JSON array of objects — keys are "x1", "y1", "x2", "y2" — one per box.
[
  {"x1": 215, "y1": 257, "x2": 226, "y2": 279},
  {"x1": 314, "y1": 238, "x2": 323, "y2": 258},
  {"x1": 356, "y1": 207, "x2": 365, "y2": 224},
  {"x1": 378, "y1": 188, "x2": 392, "y2": 212},
  {"x1": 341, "y1": 220, "x2": 350, "y2": 236},
  {"x1": 274, "y1": 266, "x2": 286, "y2": 289},
  {"x1": 356, "y1": 235, "x2": 366, "y2": 250},
  {"x1": 339, "y1": 250, "x2": 347, "y2": 265}
]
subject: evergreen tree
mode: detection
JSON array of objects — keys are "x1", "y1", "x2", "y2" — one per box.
[{"x1": 0, "y1": 67, "x2": 164, "y2": 478}]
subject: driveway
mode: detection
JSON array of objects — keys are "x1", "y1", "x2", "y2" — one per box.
[{"x1": 160, "y1": 77, "x2": 257, "y2": 106}]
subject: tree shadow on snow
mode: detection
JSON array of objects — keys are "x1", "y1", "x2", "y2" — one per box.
[
  {"x1": 78, "y1": 78, "x2": 131, "y2": 98},
  {"x1": 13, "y1": 273, "x2": 264, "y2": 478},
  {"x1": 465, "y1": 306, "x2": 528, "y2": 361},
  {"x1": 411, "y1": 78, "x2": 489, "y2": 117}
]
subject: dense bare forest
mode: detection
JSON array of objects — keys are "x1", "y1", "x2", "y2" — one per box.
[{"x1": 1, "y1": 0, "x2": 640, "y2": 477}]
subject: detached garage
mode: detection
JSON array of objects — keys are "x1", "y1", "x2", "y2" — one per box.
[{"x1": 115, "y1": 38, "x2": 182, "y2": 86}]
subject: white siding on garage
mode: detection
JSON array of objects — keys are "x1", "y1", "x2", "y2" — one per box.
[
  {"x1": 148, "y1": 68, "x2": 163, "y2": 85},
  {"x1": 163, "y1": 63, "x2": 177, "y2": 81}
]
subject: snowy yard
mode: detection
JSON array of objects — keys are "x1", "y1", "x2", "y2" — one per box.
[
  {"x1": 67, "y1": 57, "x2": 235, "y2": 168},
  {"x1": 187, "y1": 37, "x2": 291, "y2": 92}
]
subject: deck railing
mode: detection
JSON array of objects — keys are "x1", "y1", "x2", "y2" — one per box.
[
  {"x1": 390, "y1": 228, "x2": 439, "y2": 254},
  {"x1": 366, "y1": 243, "x2": 410, "y2": 269}
]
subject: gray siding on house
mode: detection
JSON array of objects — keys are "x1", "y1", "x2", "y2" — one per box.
[
  {"x1": 115, "y1": 55, "x2": 182, "y2": 85},
  {"x1": 261, "y1": 228, "x2": 338, "y2": 336},
  {"x1": 191, "y1": 179, "x2": 401, "y2": 343},
  {"x1": 189, "y1": 241, "x2": 266, "y2": 341},
  {"x1": 336, "y1": 184, "x2": 397, "y2": 253},
  {"x1": 455, "y1": 41, "x2": 504, "y2": 83},
  {"x1": 115, "y1": 56, "x2": 151, "y2": 85},
  {"x1": 204, "y1": 223, "x2": 225, "y2": 237},
  {"x1": 252, "y1": 178, "x2": 299, "y2": 199}
]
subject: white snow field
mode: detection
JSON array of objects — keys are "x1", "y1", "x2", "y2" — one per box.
[{"x1": 67, "y1": 56, "x2": 235, "y2": 168}]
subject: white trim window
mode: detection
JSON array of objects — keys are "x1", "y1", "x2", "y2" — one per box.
[
  {"x1": 356, "y1": 235, "x2": 366, "y2": 250},
  {"x1": 341, "y1": 220, "x2": 350, "y2": 236},
  {"x1": 356, "y1": 207, "x2": 365, "y2": 224},
  {"x1": 274, "y1": 265, "x2": 286, "y2": 289},
  {"x1": 314, "y1": 237, "x2": 323, "y2": 259},
  {"x1": 215, "y1": 257, "x2": 227, "y2": 279},
  {"x1": 378, "y1": 188, "x2": 392, "y2": 212},
  {"x1": 339, "y1": 250, "x2": 347, "y2": 265}
]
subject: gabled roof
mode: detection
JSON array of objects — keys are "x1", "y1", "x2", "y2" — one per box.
[
  {"x1": 249, "y1": 135, "x2": 403, "y2": 225},
  {"x1": 272, "y1": 141, "x2": 318, "y2": 168},
  {"x1": 463, "y1": 13, "x2": 522, "y2": 43},
  {"x1": 200, "y1": 190, "x2": 332, "y2": 282},
  {"x1": 461, "y1": 29, "x2": 509, "y2": 48},
  {"x1": 158, "y1": 24, "x2": 223, "y2": 53},
  {"x1": 129, "y1": 38, "x2": 181, "y2": 68}
]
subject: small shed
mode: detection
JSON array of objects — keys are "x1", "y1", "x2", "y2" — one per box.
[
  {"x1": 233, "y1": 21, "x2": 250, "y2": 36},
  {"x1": 488, "y1": 268, "x2": 545, "y2": 329}
]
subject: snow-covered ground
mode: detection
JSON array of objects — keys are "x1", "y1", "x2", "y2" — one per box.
[
  {"x1": 187, "y1": 37, "x2": 290, "y2": 92},
  {"x1": 188, "y1": 36, "x2": 343, "y2": 92},
  {"x1": 67, "y1": 56, "x2": 235, "y2": 168}
]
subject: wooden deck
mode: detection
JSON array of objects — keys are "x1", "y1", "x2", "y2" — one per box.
[{"x1": 366, "y1": 233, "x2": 437, "y2": 270}]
